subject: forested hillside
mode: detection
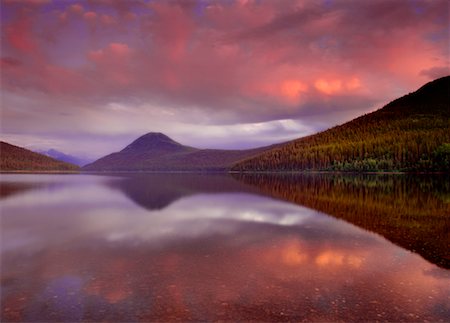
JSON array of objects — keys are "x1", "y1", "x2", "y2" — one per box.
[
  {"x1": 233, "y1": 76, "x2": 450, "y2": 172},
  {"x1": 0, "y1": 142, "x2": 79, "y2": 171}
]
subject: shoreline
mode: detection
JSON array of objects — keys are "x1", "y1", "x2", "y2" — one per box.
[{"x1": 1, "y1": 170, "x2": 448, "y2": 175}]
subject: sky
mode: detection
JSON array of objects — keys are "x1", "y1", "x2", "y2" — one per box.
[{"x1": 1, "y1": 0, "x2": 449, "y2": 159}]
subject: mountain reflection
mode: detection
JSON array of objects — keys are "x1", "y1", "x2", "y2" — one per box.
[
  {"x1": 1, "y1": 173, "x2": 449, "y2": 321},
  {"x1": 110, "y1": 173, "x2": 450, "y2": 269},
  {"x1": 109, "y1": 173, "x2": 261, "y2": 210}
]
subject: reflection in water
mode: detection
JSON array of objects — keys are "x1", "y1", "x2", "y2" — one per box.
[
  {"x1": 0, "y1": 182, "x2": 39, "y2": 199},
  {"x1": 109, "y1": 173, "x2": 262, "y2": 210},
  {"x1": 1, "y1": 173, "x2": 449, "y2": 322},
  {"x1": 233, "y1": 173, "x2": 450, "y2": 269}
]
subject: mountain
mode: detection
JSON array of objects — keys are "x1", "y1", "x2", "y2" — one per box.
[
  {"x1": 1, "y1": 142, "x2": 79, "y2": 171},
  {"x1": 82, "y1": 132, "x2": 273, "y2": 171},
  {"x1": 232, "y1": 76, "x2": 450, "y2": 172},
  {"x1": 37, "y1": 149, "x2": 92, "y2": 167}
]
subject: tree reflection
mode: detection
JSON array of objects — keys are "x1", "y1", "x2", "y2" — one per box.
[{"x1": 232, "y1": 173, "x2": 450, "y2": 269}]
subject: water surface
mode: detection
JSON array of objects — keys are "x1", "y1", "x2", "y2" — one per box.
[{"x1": 1, "y1": 173, "x2": 449, "y2": 322}]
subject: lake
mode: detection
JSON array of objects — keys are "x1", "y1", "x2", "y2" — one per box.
[{"x1": 1, "y1": 173, "x2": 449, "y2": 322}]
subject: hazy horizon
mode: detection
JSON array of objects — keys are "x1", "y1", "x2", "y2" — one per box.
[{"x1": 1, "y1": 0, "x2": 449, "y2": 159}]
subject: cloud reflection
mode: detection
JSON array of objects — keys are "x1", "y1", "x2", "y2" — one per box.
[{"x1": 1, "y1": 174, "x2": 449, "y2": 321}]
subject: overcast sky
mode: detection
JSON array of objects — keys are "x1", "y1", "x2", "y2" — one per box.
[{"x1": 1, "y1": 0, "x2": 449, "y2": 159}]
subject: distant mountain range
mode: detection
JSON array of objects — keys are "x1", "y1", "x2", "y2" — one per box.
[
  {"x1": 82, "y1": 133, "x2": 275, "y2": 171},
  {"x1": 233, "y1": 76, "x2": 450, "y2": 172},
  {"x1": 37, "y1": 149, "x2": 92, "y2": 167},
  {"x1": 1, "y1": 76, "x2": 449, "y2": 172},
  {"x1": 0, "y1": 142, "x2": 79, "y2": 171}
]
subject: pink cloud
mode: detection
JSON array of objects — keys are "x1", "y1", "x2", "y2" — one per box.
[
  {"x1": 5, "y1": 17, "x2": 37, "y2": 53},
  {"x1": 1, "y1": 57, "x2": 22, "y2": 67},
  {"x1": 83, "y1": 11, "x2": 97, "y2": 20},
  {"x1": 280, "y1": 80, "x2": 308, "y2": 103},
  {"x1": 314, "y1": 77, "x2": 362, "y2": 95},
  {"x1": 1, "y1": 0, "x2": 448, "y2": 133},
  {"x1": 3, "y1": 0, "x2": 50, "y2": 5},
  {"x1": 88, "y1": 43, "x2": 132, "y2": 62},
  {"x1": 88, "y1": 42, "x2": 134, "y2": 86},
  {"x1": 41, "y1": 65, "x2": 87, "y2": 94},
  {"x1": 420, "y1": 66, "x2": 450, "y2": 80},
  {"x1": 69, "y1": 4, "x2": 84, "y2": 15},
  {"x1": 100, "y1": 14, "x2": 116, "y2": 25},
  {"x1": 143, "y1": 2, "x2": 196, "y2": 62}
]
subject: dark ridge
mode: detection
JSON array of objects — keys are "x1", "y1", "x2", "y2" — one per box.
[
  {"x1": 378, "y1": 75, "x2": 449, "y2": 115},
  {"x1": 0, "y1": 141, "x2": 79, "y2": 171},
  {"x1": 82, "y1": 133, "x2": 273, "y2": 171},
  {"x1": 232, "y1": 76, "x2": 450, "y2": 172}
]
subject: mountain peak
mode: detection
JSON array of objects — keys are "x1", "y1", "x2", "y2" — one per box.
[
  {"x1": 139, "y1": 132, "x2": 174, "y2": 141},
  {"x1": 121, "y1": 132, "x2": 185, "y2": 153}
]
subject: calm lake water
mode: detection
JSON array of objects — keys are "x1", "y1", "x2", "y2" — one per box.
[{"x1": 1, "y1": 173, "x2": 449, "y2": 322}]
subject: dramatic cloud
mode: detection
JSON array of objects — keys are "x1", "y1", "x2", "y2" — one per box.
[{"x1": 1, "y1": 0, "x2": 448, "y2": 158}]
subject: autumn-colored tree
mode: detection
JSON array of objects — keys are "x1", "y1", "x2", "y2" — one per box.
[{"x1": 233, "y1": 76, "x2": 450, "y2": 173}]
